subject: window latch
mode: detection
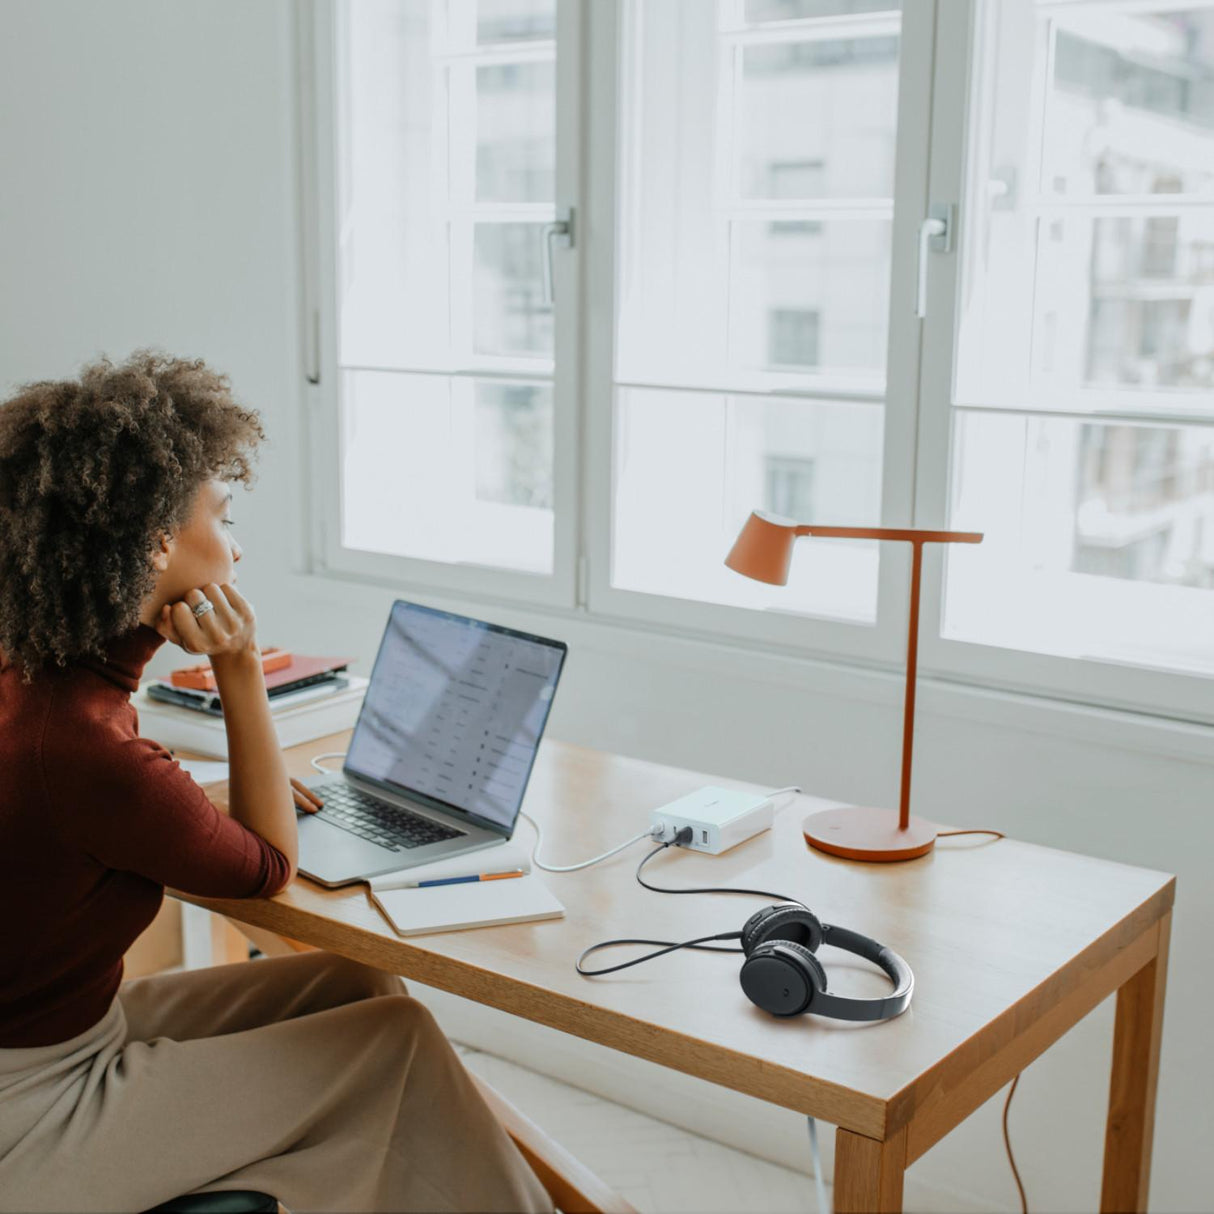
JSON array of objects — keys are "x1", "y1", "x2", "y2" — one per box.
[
  {"x1": 542, "y1": 207, "x2": 575, "y2": 306},
  {"x1": 916, "y1": 203, "x2": 955, "y2": 319}
]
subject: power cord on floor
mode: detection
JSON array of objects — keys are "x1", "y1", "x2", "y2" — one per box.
[
  {"x1": 807, "y1": 1116, "x2": 827, "y2": 1214},
  {"x1": 1003, "y1": 1073, "x2": 1028, "y2": 1214}
]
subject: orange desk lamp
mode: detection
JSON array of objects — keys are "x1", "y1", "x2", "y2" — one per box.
[{"x1": 725, "y1": 510, "x2": 983, "y2": 862}]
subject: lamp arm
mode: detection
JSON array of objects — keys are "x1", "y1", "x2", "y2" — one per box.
[{"x1": 795, "y1": 525, "x2": 982, "y2": 544}]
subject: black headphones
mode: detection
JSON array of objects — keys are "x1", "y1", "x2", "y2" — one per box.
[
  {"x1": 576, "y1": 899, "x2": 913, "y2": 1024},
  {"x1": 738, "y1": 902, "x2": 913, "y2": 1022}
]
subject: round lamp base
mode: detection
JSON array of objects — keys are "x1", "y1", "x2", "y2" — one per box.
[{"x1": 803, "y1": 806, "x2": 937, "y2": 862}]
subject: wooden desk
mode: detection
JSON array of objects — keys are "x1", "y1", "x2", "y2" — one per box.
[{"x1": 173, "y1": 731, "x2": 1174, "y2": 1214}]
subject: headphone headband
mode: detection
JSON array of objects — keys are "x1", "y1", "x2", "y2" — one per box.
[{"x1": 808, "y1": 924, "x2": 914, "y2": 1023}]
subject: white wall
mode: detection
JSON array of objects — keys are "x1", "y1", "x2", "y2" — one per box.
[{"x1": 2, "y1": 4, "x2": 1210, "y2": 1212}]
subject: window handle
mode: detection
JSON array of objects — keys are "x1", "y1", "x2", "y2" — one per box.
[
  {"x1": 542, "y1": 207, "x2": 574, "y2": 306},
  {"x1": 916, "y1": 203, "x2": 954, "y2": 319}
]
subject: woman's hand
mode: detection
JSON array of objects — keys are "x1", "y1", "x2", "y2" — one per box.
[
  {"x1": 156, "y1": 583, "x2": 258, "y2": 660},
  {"x1": 290, "y1": 777, "x2": 324, "y2": 814}
]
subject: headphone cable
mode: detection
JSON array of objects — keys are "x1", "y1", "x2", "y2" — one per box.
[
  {"x1": 577, "y1": 834, "x2": 805, "y2": 975},
  {"x1": 577, "y1": 930, "x2": 744, "y2": 976},
  {"x1": 636, "y1": 835, "x2": 803, "y2": 905}
]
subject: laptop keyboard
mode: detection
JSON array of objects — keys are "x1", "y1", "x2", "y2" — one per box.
[{"x1": 310, "y1": 781, "x2": 464, "y2": 852}]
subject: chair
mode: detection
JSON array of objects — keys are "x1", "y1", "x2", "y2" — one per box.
[
  {"x1": 144, "y1": 1194, "x2": 280, "y2": 1214},
  {"x1": 145, "y1": 924, "x2": 636, "y2": 1214}
]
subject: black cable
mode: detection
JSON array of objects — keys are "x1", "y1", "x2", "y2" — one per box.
[
  {"x1": 576, "y1": 835, "x2": 806, "y2": 976},
  {"x1": 576, "y1": 931, "x2": 743, "y2": 976},
  {"x1": 635, "y1": 837, "x2": 804, "y2": 906}
]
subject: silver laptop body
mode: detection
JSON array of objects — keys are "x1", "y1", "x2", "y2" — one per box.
[{"x1": 296, "y1": 600, "x2": 567, "y2": 889}]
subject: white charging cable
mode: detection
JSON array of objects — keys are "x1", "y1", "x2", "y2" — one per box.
[
  {"x1": 807, "y1": 1116, "x2": 828, "y2": 1213},
  {"x1": 310, "y1": 751, "x2": 348, "y2": 775},
  {"x1": 519, "y1": 810, "x2": 662, "y2": 872}
]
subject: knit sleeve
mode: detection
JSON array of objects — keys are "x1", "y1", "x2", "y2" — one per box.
[{"x1": 42, "y1": 732, "x2": 293, "y2": 899}]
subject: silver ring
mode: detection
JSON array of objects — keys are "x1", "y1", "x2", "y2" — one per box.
[{"x1": 191, "y1": 598, "x2": 215, "y2": 619}]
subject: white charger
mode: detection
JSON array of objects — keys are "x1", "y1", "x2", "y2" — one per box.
[{"x1": 649, "y1": 786, "x2": 775, "y2": 855}]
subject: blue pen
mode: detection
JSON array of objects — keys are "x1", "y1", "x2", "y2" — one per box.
[{"x1": 413, "y1": 869, "x2": 526, "y2": 889}]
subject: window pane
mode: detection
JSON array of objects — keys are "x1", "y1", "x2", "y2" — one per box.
[
  {"x1": 944, "y1": 411, "x2": 1214, "y2": 674},
  {"x1": 612, "y1": 388, "x2": 883, "y2": 623},
  {"x1": 616, "y1": 0, "x2": 900, "y2": 390},
  {"x1": 335, "y1": 1, "x2": 558, "y2": 582},
  {"x1": 476, "y1": 60, "x2": 554, "y2": 203},
  {"x1": 950, "y1": 3, "x2": 1214, "y2": 675},
  {"x1": 737, "y1": 34, "x2": 900, "y2": 199},
  {"x1": 337, "y1": 0, "x2": 450, "y2": 370},
  {"x1": 475, "y1": 381, "x2": 553, "y2": 509},
  {"x1": 336, "y1": 0, "x2": 556, "y2": 370},
  {"x1": 731, "y1": 220, "x2": 891, "y2": 373},
  {"x1": 956, "y1": 3, "x2": 1214, "y2": 408},
  {"x1": 614, "y1": 0, "x2": 901, "y2": 619},
  {"x1": 1034, "y1": 211, "x2": 1214, "y2": 393},
  {"x1": 340, "y1": 370, "x2": 553, "y2": 574},
  {"x1": 1043, "y1": 11, "x2": 1214, "y2": 197},
  {"x1": 476, "y1": 0, "x2": 554, "y2": 44},
  {"x1": 473, "y1": 223, "x2": 552, "y2": 356}
]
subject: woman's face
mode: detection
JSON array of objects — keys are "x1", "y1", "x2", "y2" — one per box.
[{"x1": 139, "y1": 478, "x2": 242, "y2": 627}]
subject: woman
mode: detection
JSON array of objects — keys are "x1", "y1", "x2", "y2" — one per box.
[{"x1": 0, "y1": 352, "x2": 552, "y2": 1213}]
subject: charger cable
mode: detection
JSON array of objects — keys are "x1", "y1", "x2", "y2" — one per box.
[
  {"x1": 310, "y1": 751, "x2": 348, "y2": 775},
  {"x1": 519, "y1": 810, "x2": 661, "y2": 872},
  {"x1": 807, "y1": 1116, "x2": 827, "y2": 1214}
]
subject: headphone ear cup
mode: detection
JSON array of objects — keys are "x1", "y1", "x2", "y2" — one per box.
[
  {"x1": 739, "y1": 940, "x2": 828, "y2": 1017},
  {"x1": 741, "y1": 906, "x2": 779, "y2": 955},
  {"x1": 741, "y1": 903, "x2": 823, "y2": 956}
]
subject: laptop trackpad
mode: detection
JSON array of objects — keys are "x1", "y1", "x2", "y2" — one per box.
[{"x1": 296, "y1": 812, "x2": 389, "y2": 886}]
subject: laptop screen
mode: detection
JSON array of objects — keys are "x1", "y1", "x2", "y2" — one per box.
[{"x1": 343, "y1": 601, "x2": 567, "y2": 833}]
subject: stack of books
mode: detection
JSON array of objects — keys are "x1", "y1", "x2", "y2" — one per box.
[{"x1": 133, "y1": 651, "x2": 368, "y2": 759}]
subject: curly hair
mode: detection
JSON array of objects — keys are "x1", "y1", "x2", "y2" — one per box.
[{"x1": 0, "y1": 351, "x2": 265, "y2": 682}]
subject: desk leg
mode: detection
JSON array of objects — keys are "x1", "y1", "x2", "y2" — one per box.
[
  {"x1": 1101, "y1": 911, "x2": 1171, "y2": 1214},
  {"x1": 834, "y1": 1126, "x2": 907, "y2": 1214}
]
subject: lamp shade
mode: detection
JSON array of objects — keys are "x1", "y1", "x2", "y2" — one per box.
[{"x1": 724, "y1": 511, "x2": 799, "y2": 586}]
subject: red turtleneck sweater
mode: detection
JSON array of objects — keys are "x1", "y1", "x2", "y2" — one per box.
[{"x1": 0, "y1": 624, "x2": 292, "y2": 1046}]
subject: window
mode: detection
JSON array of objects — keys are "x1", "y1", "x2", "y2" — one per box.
[
  {"x1": 606, "y1": 0, "x2": 904, "y2": 632},
  {"x1": 318, "y1": 0, "x2": 571, "y2": 598},
  {"x1": 306, "y1": 0, "x2": 1214, "y2": 721},
  {"x1": 931, "y1": 0, "x2": 1214, "y2": 699}
]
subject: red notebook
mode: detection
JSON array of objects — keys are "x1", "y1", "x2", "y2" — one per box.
[{"x1": 169, "y1": 652, "x2": 352, "y2": 694}]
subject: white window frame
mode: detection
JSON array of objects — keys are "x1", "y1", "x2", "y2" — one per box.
[
  {"x1": 299, "y1": 0, "x2": 584, "y2": 612},
  {"x1": 915, "y1": 0, "x2": 1214, "y2": 725}
]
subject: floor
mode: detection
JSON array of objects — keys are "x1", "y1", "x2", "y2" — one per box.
[{"x1": 451, "y1": 1041, "x2": 829, "y2": 1214}]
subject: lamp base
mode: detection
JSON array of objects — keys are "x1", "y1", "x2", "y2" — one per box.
[{"x1": 802, "y1": 806, "x2": 937, "y2": 862}]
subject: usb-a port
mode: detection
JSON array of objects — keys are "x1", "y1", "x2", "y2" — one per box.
[{"x1": 701, "y1": 829, "x2": 709, "y2": 844}]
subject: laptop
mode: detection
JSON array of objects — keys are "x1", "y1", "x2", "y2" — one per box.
[{"x1": 298, "y1": 599, "x2": 567, "y2": 888}]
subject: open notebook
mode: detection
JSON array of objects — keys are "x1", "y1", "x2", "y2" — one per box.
[{"x1": 364, "y1": 844, "x2": 564, "y2": 938}]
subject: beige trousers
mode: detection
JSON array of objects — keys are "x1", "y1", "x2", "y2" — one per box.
[{"x1": 0, "y1": 950, "x2": 553, "y2": 1214}]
